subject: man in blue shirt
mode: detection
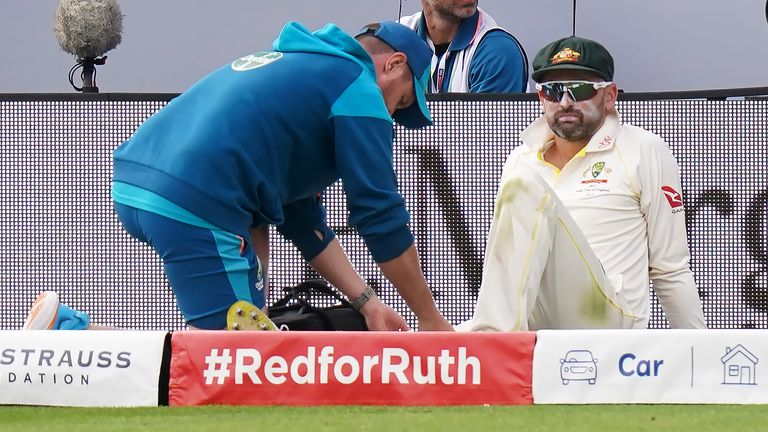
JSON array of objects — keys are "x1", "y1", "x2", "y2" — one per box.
[
  {"x1": 23, "y1": 21, "x2": 453, "y2": 332},
  {"x1": 400, "y1": 0, "x2": 528, "y2": 92}
]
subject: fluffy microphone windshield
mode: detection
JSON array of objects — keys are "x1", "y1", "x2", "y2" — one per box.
[{"x1": 55, "y1": 0, "x2": 123, "y2": 59}]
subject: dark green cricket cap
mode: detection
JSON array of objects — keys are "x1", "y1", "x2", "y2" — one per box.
[{"x1": 531, "y1": 36, "x2": 614, "y2": 82}]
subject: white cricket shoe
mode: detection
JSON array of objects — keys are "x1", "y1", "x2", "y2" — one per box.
[{"x1": 23, "y1": 291, "x2": 60, "y2": 330}]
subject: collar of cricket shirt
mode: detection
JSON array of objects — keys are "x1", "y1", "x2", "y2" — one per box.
[{"x1": 520, "y1": 107, "x2": 622, "y2": 154}]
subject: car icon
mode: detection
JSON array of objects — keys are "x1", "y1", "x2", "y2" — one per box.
[{"x1": 560, "y1": 350, "x2": 598, "y2": 385}]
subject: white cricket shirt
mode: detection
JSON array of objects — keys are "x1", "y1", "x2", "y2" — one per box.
[{"x1": 501, "y1": 109, "x2": 706, "y2": 328}]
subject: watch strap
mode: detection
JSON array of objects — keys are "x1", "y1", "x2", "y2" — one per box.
[{"x1": 350, "y1": 286, "x2": 376, "y2": 311}]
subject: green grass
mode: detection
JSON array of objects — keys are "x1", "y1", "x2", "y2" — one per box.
[{"x1": 1, "y1": 405, "x2": 767, "y2": 432}]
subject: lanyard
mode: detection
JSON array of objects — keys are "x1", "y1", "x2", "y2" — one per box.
[
  {"x1": 428, "y1": 13, "x2": 485, "y2": 92},
  {"x1": 432, "y1": 53, "x2": 449, "y2": 92}
]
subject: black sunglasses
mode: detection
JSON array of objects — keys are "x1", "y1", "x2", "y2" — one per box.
[{"x1": 535, "y1": 80, "x2": 613, "y2": 102}]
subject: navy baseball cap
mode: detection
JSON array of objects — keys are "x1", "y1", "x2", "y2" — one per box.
[{"x1": 356, "y1": 21, "x2": 432, "y2": 129}]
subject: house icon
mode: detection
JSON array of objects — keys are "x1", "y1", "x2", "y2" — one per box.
[{"x1": 721, "y1": 344, "x2": 758, "y2": 385}]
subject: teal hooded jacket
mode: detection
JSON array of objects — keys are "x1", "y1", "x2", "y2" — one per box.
[{"x1": 112, "y1": 22, "x2": 413, "y2": 262}]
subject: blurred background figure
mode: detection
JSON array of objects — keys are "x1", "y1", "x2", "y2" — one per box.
[{"x1": 400, "y1": 0, "x2": 528, "y2": 93}]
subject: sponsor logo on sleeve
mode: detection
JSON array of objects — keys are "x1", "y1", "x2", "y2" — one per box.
[{"x1": 661, "y1": 185, "x2": 685, "y2": 212}]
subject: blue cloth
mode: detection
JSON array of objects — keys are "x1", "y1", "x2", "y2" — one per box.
[
  {"x1": 467, "y1": 30, "x2": 527, "y2": 93},
  {"x1": 413, "y1": 11, "x2": 527, "y2": 93},
  {"x1": 114, "y1": 201, "x2": 265, "y2": 329},
  {"x1": 54, "y1": 304, "x2": 90, "y2": 330},
  {"x1": 113, "y1": 22, "x2": 414, "y2": 263}
]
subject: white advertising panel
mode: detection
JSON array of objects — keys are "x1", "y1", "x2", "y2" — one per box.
[
  {"x1": 533, "y1": 330, "x2": 768, "y2": 404},
  {"x1": 0, "y1": 330, "x2": 167, "y2": 407}
]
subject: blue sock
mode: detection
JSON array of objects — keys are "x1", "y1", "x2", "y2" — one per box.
[{"x1": 54, "y1": 304, "x2": 91, "y2": 330}]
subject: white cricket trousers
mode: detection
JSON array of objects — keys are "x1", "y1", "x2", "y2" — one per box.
[{"x1": 461, "y1": 165, "x2": 644, "y2": 331}]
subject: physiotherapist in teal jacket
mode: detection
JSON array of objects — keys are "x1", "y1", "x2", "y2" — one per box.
[{"x1": 28, "y1": 21, "x2": 453, "y2": 332}]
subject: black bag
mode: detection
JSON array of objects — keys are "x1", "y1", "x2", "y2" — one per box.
[{"x1": 268, "y1": 280, "x2": 368, "y2": 331}]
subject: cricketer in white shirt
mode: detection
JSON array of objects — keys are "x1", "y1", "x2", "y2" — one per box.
[
  {"x1": 465, "y1": 108, "x2": 708, "y2": 331},
  {"x1": 463, "y1": 36, "x2": 706, "y2": 331}
]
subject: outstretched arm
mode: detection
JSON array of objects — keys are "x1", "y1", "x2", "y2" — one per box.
[{"x1": 331, "y1": 103, "x2": 452, "y2": 330}]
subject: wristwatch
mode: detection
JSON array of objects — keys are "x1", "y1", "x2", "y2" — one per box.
[{"x1": 350, "y1": 286, "x2": 376, "y2": 311}]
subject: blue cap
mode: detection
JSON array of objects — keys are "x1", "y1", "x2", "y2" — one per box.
[{"x1": 356, "y1": 21, "x2": 432, "y2": 129}]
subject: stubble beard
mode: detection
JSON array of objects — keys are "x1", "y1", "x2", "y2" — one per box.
[
  {"x1": 548, "y1": 110, "x2": 601, "y2": 142},
  {"x1": 429, "y1": 0, "x2": 477, "y2": 20}
]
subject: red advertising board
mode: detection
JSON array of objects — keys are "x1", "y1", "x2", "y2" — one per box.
[{"x1": 169, "y1": 331, "x2": 534, "y2": 406}]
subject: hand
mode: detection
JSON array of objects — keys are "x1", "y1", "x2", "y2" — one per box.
[
  {"x1": 360, "y1": 298, "x2": 410, "y2": 331},
  {"x1": 417, "y1": 314, "x2": 454, "y2": 331}
]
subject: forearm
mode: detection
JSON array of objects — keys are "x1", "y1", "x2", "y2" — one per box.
[
  {"x1": 653, "y1": 271, "x2": 707, "y2": 329},
  {"x1": 308, "y1": 237, "x2": 368, "y2": 300},
  {"x1": 377, "y1": 244, "x2": 443, "y2": 321},
  {"x1": 311, "y1": 239, "x2": 448, "y2": 331}
]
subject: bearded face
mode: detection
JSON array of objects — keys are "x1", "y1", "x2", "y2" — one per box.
[
  {"x1": 545, "y1": 96, "x2": 607, "y2": 142},
  {"x1": 538, "y1": 71, "x2": 615, "y2": 143},
  {"x1": 426, "y1": 0, "x2": 478, "y2": 19}
]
